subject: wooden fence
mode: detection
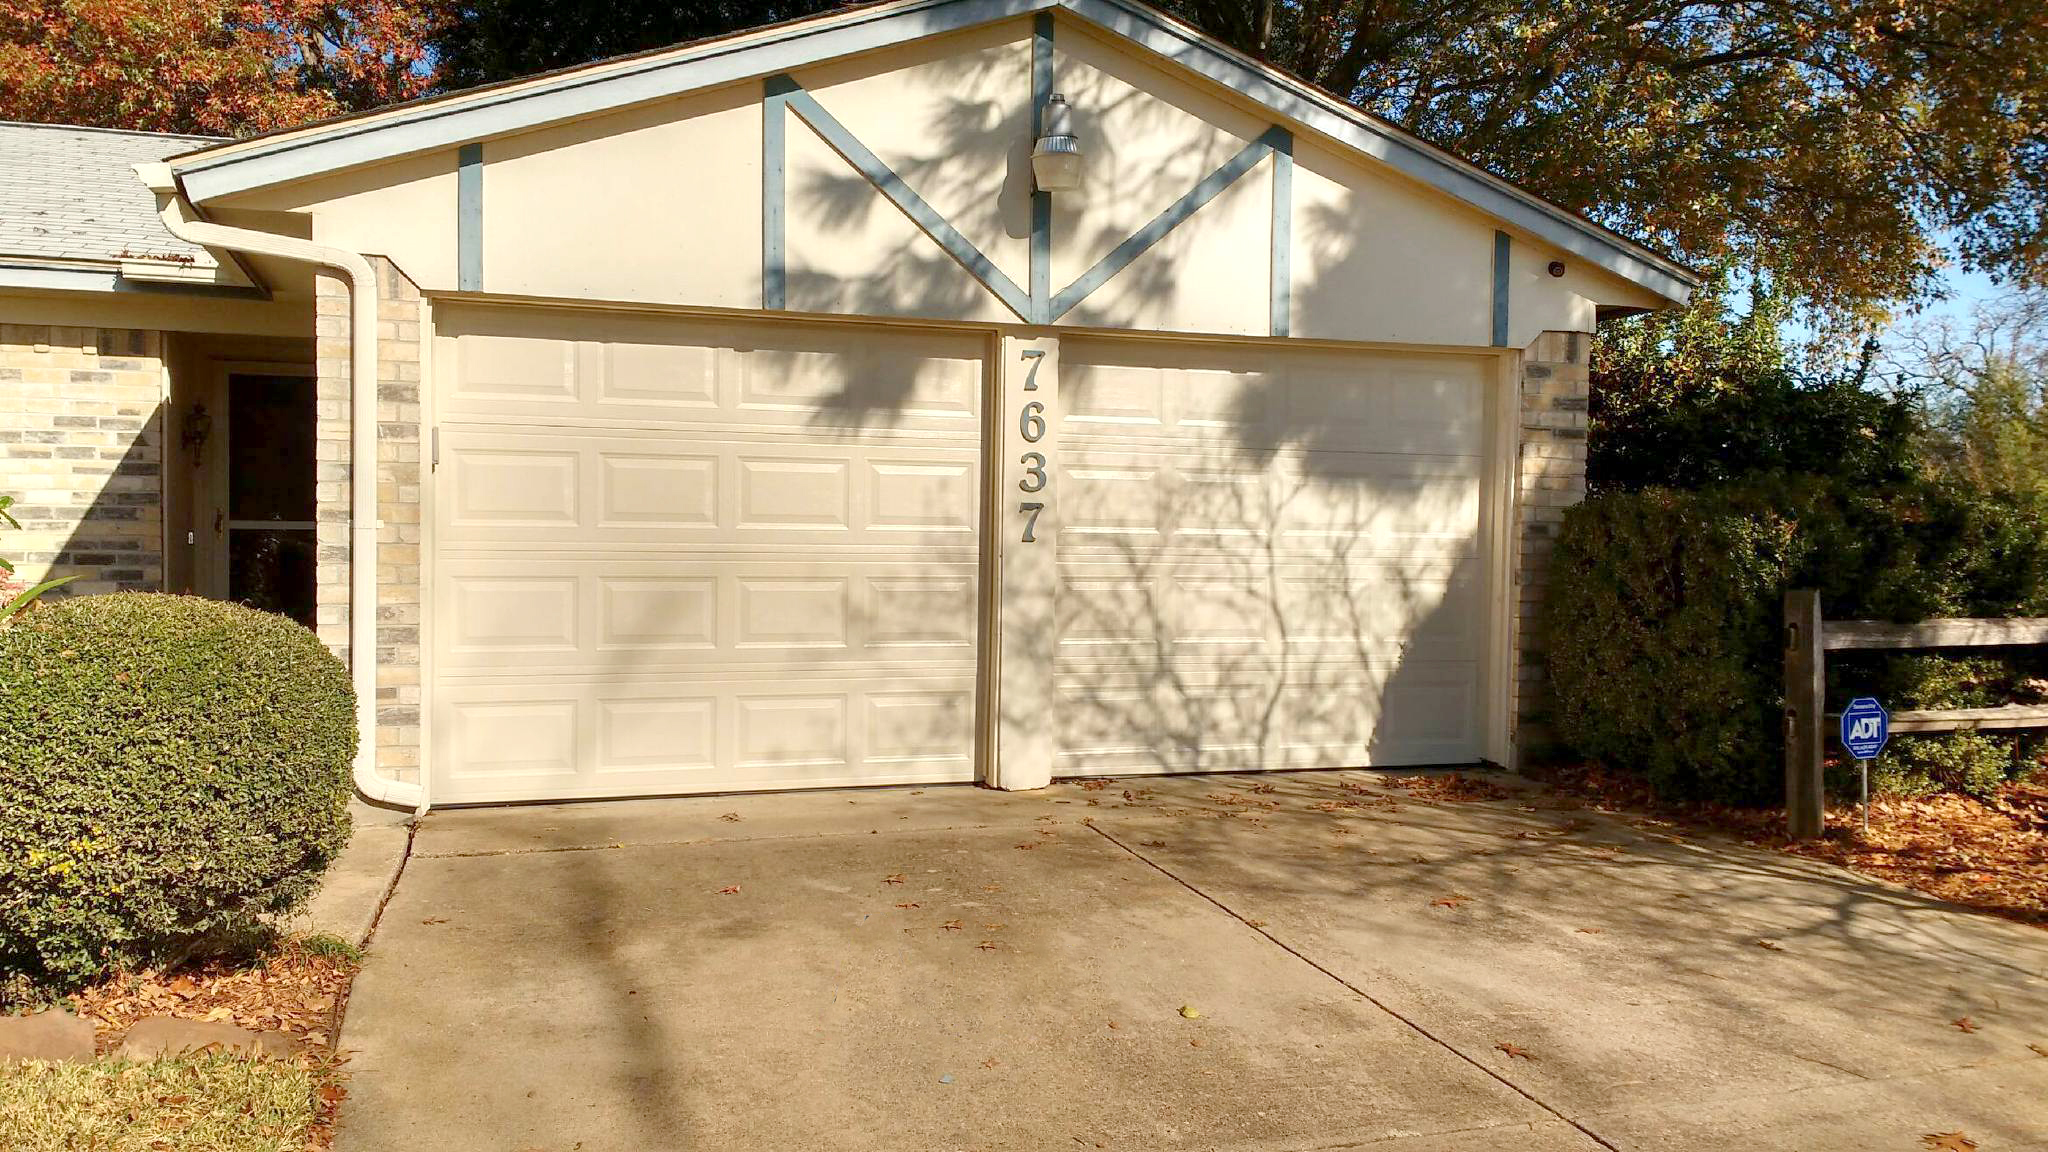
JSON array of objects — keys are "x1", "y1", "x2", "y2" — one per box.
[{"x1": 1782, "y1": 589, "x2": 2048, "y2": 838}]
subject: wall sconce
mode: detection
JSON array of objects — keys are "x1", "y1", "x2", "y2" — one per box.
[
  {"x1": 181, "y1": 402, "x2": 211, "y2": 454},
  {"x1": 1031, "y1": 93, "x2": 1083, "y2": 192}
]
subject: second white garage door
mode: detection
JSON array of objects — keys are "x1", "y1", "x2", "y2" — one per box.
[
  {"x1": 1053, "y1": 339, "x2": 1496, "y2": 775},
  {"x1": 428, "y1": 307, "x2": 984, "y2": 803}
]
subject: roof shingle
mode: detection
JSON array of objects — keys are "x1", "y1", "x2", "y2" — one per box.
[{"x1": 0, "y1": 122, "x2": 221, "y2": 269}]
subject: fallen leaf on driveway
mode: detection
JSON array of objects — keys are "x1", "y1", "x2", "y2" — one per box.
[
  {"x1": 1952, "y1": 1017, "x2": 1979, "y2": 1033},
  {"x1": 883, "y1": 874, "x2": 906, "y2": 885},
  {"x1": 421, "y1": 917, "x2": 448, "y2": 925},
  {"x1": 983, "y1": 884, "x2": 1003, "y2": 892},
  {"x1": 895, "y1": 902, "x2": 921, "y2": 909},
  {"x1": 1015, "y1": 842, "x2": 1039, "y2": 850},
  {"x1": 1756, "y1": 939, "x2": 1784, "y2": 951},
  {"x1": 1178, "y1": 1005, "x2": 1201, "y2": 1019},
  {"x1": 977, "y1": 940, "x2": 999, "y2": 951},
  {"x1": 983, "y1": 923, "x2": 1005, "y2": 930},
  {"x1": 1495, "y1": 1042, "x2": 1535, "y2": 1060},
  {"x1": 1922, "y1": 1132, "x2": 1978, "y2": 1151},
  {"x1": 2028, "y1": 1043, "x2": 2048, "y2": 1058},
  {"x1": 1577, "y1": 928, "x2": 1603, "y2": 934},
  {"x1": 719, "y1": 812, "x2": 741, "y2": 822},
  {"x1": 981, "y1": 1057, "x2": 1000, "y2": 1068},
  {"x1": 1140, "y1": 839, "x2": 1167, "y2": 848},
  {"x1": 1431, "y1": 894, "x2": 1471, "y2": 909},
  {"x1": 1246, "y1": 920, "x2": 1267, "y2": 928},
  {"x1": 716, "y1": 885, "x2": 740, "y2": 895},
  {"x1": 941, "y1": 920, "x2": 963, "y2": 931}
]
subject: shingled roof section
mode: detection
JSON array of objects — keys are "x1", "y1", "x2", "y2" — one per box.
[{"x1": 0, "y1": 122, "x2": 222, "y2": 270}]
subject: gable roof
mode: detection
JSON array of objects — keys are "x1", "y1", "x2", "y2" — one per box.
[
  {"x1": 1, "y1": 122, "x2": 220, "y2": 275},
  {"x1": 165, "y1": 0, "x2": 1699, "y2": 304}
]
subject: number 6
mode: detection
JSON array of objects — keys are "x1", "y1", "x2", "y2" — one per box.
[{"x1": 1019, "y1": 401, "x2": 1045, "y2": 444}]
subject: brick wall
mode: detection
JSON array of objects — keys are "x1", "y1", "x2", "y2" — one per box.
[
  {"x1": 1513, "y1": 330, "x2": 1591, "y2": 761},
  {"x1": 0, "y1": 325, "x2": 163, "y2": 596},
  {"x1": 313, "y1": 259, "x2": 424, "y2": 786}
]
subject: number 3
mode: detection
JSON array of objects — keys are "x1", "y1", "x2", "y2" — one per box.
[{"x1": 1018, "y1": 452, "x2": 1047, "y2": 493}]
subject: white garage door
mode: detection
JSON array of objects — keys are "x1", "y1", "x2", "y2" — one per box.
[
  {"x1": 429, "y1": 307, "x2": 984, "y2": 803},
  {"x1": 1055, "y1": 339, "x2": 1494, "y2": 775}
]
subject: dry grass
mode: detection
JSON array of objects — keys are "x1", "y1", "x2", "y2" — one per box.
[
  {"x1": 8, "y1": 938, "x2": 363, "y2": 1151},
  {"x1": 0, "y1": 1053, "x2": 316, "y2": 1152}
]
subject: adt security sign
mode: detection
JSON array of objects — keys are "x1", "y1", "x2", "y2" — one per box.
[{"x1": 1840, "y1": 697, "x2": 1890, "y2": 761}]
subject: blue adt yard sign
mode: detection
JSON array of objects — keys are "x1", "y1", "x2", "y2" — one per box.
[{"x1": 1841, "y1": 697, "x2": 1890, "y2": 761}]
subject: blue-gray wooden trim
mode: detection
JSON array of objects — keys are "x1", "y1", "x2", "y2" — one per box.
[
  {"x1": 1049, "y1": 125, "x2": 1286, "y2": 322},
  {"x1": 762, "y1": 75, "x2": 797, "y2": 309},
  {"x1": 776, "y1": 77, "x2": 1032, "y2": 320},
  {"x1": 1268, "y1": 128, "x2": 1292, "y2": 338},
  {"x1": 1491, "y1": 229, "x2": 1510, "y2": 347},
  {"x1": 457, "y1": 142, "x2": 483, "y2": 292},
  {"x1": 1030, "y1": 11, "x2": 1054, "y2": 325}
]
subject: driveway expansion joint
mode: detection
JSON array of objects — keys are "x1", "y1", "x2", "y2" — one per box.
[{"x1": 1085, "y1": 820, "x2": 1622, "y2": 1152}]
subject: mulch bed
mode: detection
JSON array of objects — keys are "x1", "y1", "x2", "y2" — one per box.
[
  {"x1": 1524, "y1": 762, "x2": 2048, "y2": 928},
  {"x1": 65, "y1": 942, "x2": 360, "y2": 1150}
]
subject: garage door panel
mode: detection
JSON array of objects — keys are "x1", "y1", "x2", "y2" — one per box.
[
  {"x1": 438, "y1": 427, "x2": 977, "y2": 548},
  {"x1": 1055, "y1": 340, "x2": 1491, "y2": 773},
  {"x1": 432, "y1": 674, "x2": 975, "y2": 802},
  {"x1": 436, "y1": 305, "x2": 983, "y2": 435},
  {"x1": 432, "y1": 308, "x2": 982, "y2": 802},
  {"x1": 1054, "y1": 658, "x2": 1479, "y2": 773},
  {"x1": 1058, "y1": 446, "x2": 1483, "y2": 554},
  {"x1": 436, "y1": 557, "x2": 976, "y2": 673},
  {"x1": 1052, "y1": 558, "x2": 1479, "y2": 663},
  {"x1": 1063, "y1": 347, "x2": 1484, "y2": 458}
]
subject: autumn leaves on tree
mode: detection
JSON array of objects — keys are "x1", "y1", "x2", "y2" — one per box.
[{"x1": 0, "y1": 0, "x2": 440, "y2": 135}]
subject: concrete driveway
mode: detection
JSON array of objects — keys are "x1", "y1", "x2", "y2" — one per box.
[{"x1": 335, "y1": 771, "x2": 2048, "y2": 1151}]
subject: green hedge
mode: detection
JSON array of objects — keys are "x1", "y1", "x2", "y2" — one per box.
[
  {"x1": 1543, "y1": 478, "x2": 2048, "y2": 804},
  {"x1": 0, "y1": 595, "x2": 356, "y2": 995}
]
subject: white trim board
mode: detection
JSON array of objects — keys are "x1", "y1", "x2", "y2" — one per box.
[{"x1": 166, "y1": 0, "x2": 1697, "y2": 305}]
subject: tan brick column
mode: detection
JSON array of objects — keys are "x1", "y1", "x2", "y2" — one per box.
[
  {"x1": 1512, "y1": 330, "x2": 1591, "y2": 762},
  {"x1": 313, "y1": 259, "x2": 424, "y2": 786},
  {"x1": 0, "y1": 325, "x2": 165, "y2": 594}
]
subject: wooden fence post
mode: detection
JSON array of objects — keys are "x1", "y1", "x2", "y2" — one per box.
[{"x1": 1784, "y1": 589, "x2": 1825, "y2": 838}]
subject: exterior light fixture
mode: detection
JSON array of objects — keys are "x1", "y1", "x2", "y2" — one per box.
[{"x1": 1031, "y1": 93, "x2": 1083, "y2": 192}]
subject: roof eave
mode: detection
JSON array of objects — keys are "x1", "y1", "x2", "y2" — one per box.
[{"x1": 0, "y1": 257, "x2": 269, "y2": 299}]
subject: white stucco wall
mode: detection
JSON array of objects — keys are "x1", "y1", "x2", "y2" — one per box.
[{"x1": 207, "y1": 12, "x2": 1657, "y2": 344}]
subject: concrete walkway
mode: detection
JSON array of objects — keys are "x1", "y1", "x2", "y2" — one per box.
[{"x1": 334, "y1": 772, "x2": 2048, "y2": 1152}]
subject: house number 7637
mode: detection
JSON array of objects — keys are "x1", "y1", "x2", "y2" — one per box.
[{"x1": 1016, "y1": 349, "x2": 1048, "y2": 542}]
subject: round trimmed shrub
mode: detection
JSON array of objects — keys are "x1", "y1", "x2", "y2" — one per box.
[{"x1": 0, "y1": 594, "x2": 356, "y2": 995}]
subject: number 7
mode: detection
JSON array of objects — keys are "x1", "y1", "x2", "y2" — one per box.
[
  {"x1": 1019, "y1": 501, "x2": 1044, "y2": 543},
  {"x1": 1020, "y1": 348, "x2": 1045, "y2": 391}
]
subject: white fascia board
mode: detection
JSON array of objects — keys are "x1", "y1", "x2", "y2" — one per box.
[
  {"x1": 0, "y1": 262, "x2": 122, "y2": 294},
  {"x1": 173, "y1": 0, "x2": 1057, "y2": 203},
  {"x1": 1067, "y1": 0, "x2": 1698, "y2": 304},
  {"x1": 0, "y1": 259, "x2": 267, "y2": 299}
]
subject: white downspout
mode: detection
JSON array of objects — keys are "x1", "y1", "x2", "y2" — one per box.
[{"x1": 136, "y1": 162, "x2": 425, "y2": 814}]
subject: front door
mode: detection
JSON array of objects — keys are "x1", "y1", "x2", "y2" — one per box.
[{"x1": 199, "y1": 371, "x2": 318, "y2": 627}]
